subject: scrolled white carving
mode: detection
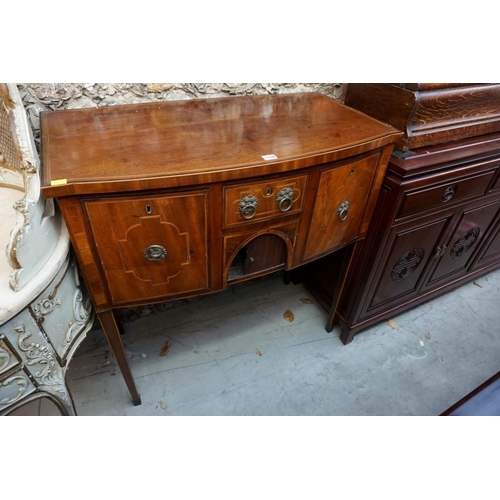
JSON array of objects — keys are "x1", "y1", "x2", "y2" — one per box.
[
  {"x1": 0, "y1": 374, "x2": 28, "y2": 405},
  {"x1": 1, "y1": 83, "x2": 61, "y2": 292},
  {"x1": 19, "y1": 159, "x2": 36, "y2": 174},
  {"x1": 63, "y1": 289, "x2": 92, "y2": 350},
  {"x1": 32, "y1": 282, "x2": 62, "y2": 320},
  {"x1": 15, "y1": 324, "x2": 69, "y2": 405}
]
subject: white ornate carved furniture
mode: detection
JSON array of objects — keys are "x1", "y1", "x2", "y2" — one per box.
[
  {"x1": 0, "y1": 83, "x2": 93, "y2": 416},
  {"x1": 40, "y1": 92, "x2": 401, "y2": 406}
]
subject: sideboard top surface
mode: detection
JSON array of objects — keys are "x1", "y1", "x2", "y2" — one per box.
[{"x1": 40, "y1": 92, "x2": 400, "y2": 197}]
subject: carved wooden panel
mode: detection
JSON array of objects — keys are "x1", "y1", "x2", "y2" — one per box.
[
  {"x1": 424, "y1": 200, "x2": 500, "y2": 288},
  {"x1": 84, "y1": 191, "x2": 209, "y2": 304},
  {"x1": 304, "y1": 153, "x2": 379, "y2": 260},
  {"x1": 472, "y1": 215, "x2": 500, "y2": 270},
  {"x1": 391, "y1": 248, "x2": 425, "y2": 281},
  {"x1": 367, "y1": 214, "x2": 453, "y2": 313},
  {"x1": 450, "y1": 227, "x2": 481, "y2": 258}
]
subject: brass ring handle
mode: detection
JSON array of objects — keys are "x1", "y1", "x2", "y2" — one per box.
[
  {"x1": 276, "y1": 187, "x2": 294, "y2": 212},
  {"x1": 337, "y1": 201, "x2": 349, "y2": 222},
  {"x1": 239, "y1": 195, "x2": 259, "y2": 220},
  {"x1": 144, "y1": 244, "x2": 167, "y2": 262}
]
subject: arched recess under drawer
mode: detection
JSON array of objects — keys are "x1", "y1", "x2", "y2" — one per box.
[{"x1": 224, "y1": 225, "x2": 296, "y2": 284}]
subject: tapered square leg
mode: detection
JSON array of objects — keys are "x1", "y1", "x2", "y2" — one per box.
[{"x1": 97, "y1": 310, "x2": 141, "y2": 406}]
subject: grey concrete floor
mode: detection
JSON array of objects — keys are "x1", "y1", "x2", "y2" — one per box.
[{"x1": 9, "y1": 268, "x2": 500, "y2": 416}]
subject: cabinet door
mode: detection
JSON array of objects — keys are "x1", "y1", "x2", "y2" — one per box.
[
  {"x1": 304, "y1": 153, "x2": 379, "y2": 261},
  {"x1": 84, "y1": 191, "x2": 208, "y2": 305},
  {"x1": 422, "y1": 199, "x2": 500, "y2": 291},
  {"x1": 362, "y1": 211, "x2": 455, "y2": 316},
  {"x1": 471, "y1": 215, "x2": 500, "y2": 271}
]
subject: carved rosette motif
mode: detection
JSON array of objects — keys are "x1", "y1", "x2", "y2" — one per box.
[
  {"x1": 33, "y1": 291, "x2": 61, "y2": 319},
  {"x1": 451, "y1": 227, "x2": 480, "y2": 259},
  {"x1": 392, "y1": 248, "x2": 425, "y2": 281},
  {"x1": 15, "y1": 324, "x2": 70, "y2": 405}
]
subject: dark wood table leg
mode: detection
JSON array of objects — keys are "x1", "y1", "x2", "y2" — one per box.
[
  {"x1": 325, "y1": 242, "x2": 358, "y2": 342},
  {"x1": 97, "y1": 310, "x2": 141, "y2": 406}
]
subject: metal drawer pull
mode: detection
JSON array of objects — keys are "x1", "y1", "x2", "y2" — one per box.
[
  {"x1": 441, "y1": 185, "x2": 457, "y2": 203},
  {"x1": 239, "y1": 195, "x2": 259, "y2": 220},
  {"x1": 276, "y1": 187, "x2": 294, "y2": 212},
  {"x1": 144, "y1": 244, "x2": 167, "y2": 262},
  {"x1": 337, "y1": 201, "x2": 349, "y2": 221}
]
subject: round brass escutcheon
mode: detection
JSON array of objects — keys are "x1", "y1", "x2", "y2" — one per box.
[
  {"x1": 276, "y1": 187, "x2": 294, "y2": 212},
  {"x1": 144, "y1": 244, "x2": 167, "y2": 262},
  {"x1": 337, "y1": 200, "x2": 349, "y2": 222},
  {"x1": 239, "y1": 195, "x2": 259, "y2": 220}
]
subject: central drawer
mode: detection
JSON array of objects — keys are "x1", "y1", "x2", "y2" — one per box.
[{"x1": 223, "y1": 174, "x2": 307, "y2": 228}]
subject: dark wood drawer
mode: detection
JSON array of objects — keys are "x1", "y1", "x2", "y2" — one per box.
[
  {"x1": 223, "y1": 174, "x2": 307, "y2": 228},
  {"x1": 398, "y1": 170, "x2": 496, "y2": 219}
]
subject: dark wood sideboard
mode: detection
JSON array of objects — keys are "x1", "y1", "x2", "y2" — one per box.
[
  {"x1": 40, "y1": 93, "x2": 400, "y2": 405},
  {"x1": 304, "y1": 84, "x2": 500, "y2": 344}
]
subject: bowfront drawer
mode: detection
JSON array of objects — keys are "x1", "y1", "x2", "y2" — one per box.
[
  {"x1": 304, "y1": 153, "x2": 380, "y2": 260},
  {"x1": 223, "y1": 174, "x2": 307, "y2": 228},
  {"x1": 398, "y1": 168, "x2": 498, "y2": 220},
  {"x1": 84, "y1": 190, "x2": 209, "y2": 305}
]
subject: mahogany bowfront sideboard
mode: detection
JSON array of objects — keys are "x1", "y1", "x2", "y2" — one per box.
[{"x1": 40, "y1": 93, "x2": 400, "y2": 405}]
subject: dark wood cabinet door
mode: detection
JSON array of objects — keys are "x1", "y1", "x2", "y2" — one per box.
[
  {"x1": 84, "y1": 191, "x2": 209, "y2": 305},
  {"x1": 422, "y1": 199, "x2": 500, "y2": 291},
  {"x1": 362, "y1": 211, "x2": 456, "y2": 316},
  {"x1": 471, "y1": 215, "x2": 500, "y2": 271}
]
